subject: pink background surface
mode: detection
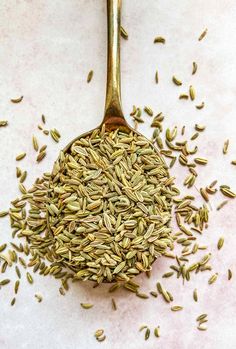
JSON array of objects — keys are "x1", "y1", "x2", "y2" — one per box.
[{"x1": 0, "y1": 1, "x2": 236, "y2": 348}]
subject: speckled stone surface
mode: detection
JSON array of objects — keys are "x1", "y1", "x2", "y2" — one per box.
[{"x1": 0, "y1": 1, "x2": 236, "y2": 348}]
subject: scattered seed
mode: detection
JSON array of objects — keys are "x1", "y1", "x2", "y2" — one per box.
[
  {"x1": 80, "y1": 303, "x2": 93, "y2": 309},
  {"x1": 0, "y1": 211, "x2": 8, "y2": 218},
  {"x1": 223, "y1": 140, "x2": 229, "y2": 154},
  {"x1": 35, "y1": 294, "x2": 43, "y2": 302},
  {"x1": 208, "y1": 273, "x2": 218, "y2": 285},
  {"x1": 32, "y1": 136, "x2": 39, "y2": 152},
  {"x1": 87, "y1": 70, "x2": 94, "y2": 83},
  {"x1": 196, "y1": 102, "x2": 205, "y2": 110},
  {"x1": 26, "y1": 272, "x2": 33, "y2": 284},
  {"x1": 179, "y1": 94, "x2": 189, "y2": 100},
  {"x1": 111, "y1": 298, "x2": 117, "y2": 310},
  {"x1": 192, "y1": 62, "x2": 198, "y2": 75},
  {"x1": 11, "y1": 96, "x2": 23, "y2": 103},
  {"x1": 0, "y1": 279, "x2": 11, "y2": 286},
  {"x1": 144, "y1": 106, "x2": 153, "y2": 116},
  {"x1": 154, "y1": 36, "x2": 165, "y2": 44},
  {"x1": 220, "y1": 187, "x2": 236, "y2": 198},
  {"x1": 217, "y1": 237, "x2": 224, "y2": 250},
  {"x1": 189, "y1": 85, "x2": 195, "y2": 100},
  {"x1": 36, "y1": 151, "x2": 46, "y2": 162},
  {"x1": 198, "y1": 28, "x2": 208, "y2": 41},
  {"x1": 217, "y1": 200, "x2": 228, "y2": 210},
  {"x1": 193, "y1": 289, "x2": 198, "y2": 302},
  {"x1": 171, "y1": 305, "x2": 183, "y2": 311},
  {"x1": 16, "y1": 153, "x2": 26, "y2": 161},
  {"x1": 0, "y1": 120, "x2": 8, "y2": 127},
  {"x1": 228, "y1": 269, "x2": 232, "y2": 280},
  {"x1": 155, "y1": 70, "x2": 159, "y2": 84},
  {"x1": 145, "y1": 328, "x2": 150, "y2": 340},
  {"x1": 11, "y1": 297, "x2": 16, "y2": 306},
  {"x1": 195, "y1": 124, "x2": 205, "y2": 132},
  {"x1": 120, "y1": 26, "x2": 128, "y2": 40},
  {"x1": 194, "y1": 157, "x2": 208, "y2": 165},
  {"x1": 172, "y1": 76, "x2": 182, "y2": 86},
  {"x1": 154, "y1": 326, "x2": 160, "y2": 337},
  {"x1": 14, "y1": 280, "x2": 20, "y2": 294}
]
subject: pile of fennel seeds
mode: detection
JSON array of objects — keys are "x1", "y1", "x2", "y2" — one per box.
[{"x1": 0, "y1": 26, "x2": 235, "y2": 343}]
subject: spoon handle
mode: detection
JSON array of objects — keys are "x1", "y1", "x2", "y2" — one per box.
[{"x1": 103, "y1": 0, "x2": 128, "y2": 129}]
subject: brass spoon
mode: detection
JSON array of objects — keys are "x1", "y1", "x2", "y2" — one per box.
[{"x1": 47, "y1": 0, "x2": 170, "y2": 281}]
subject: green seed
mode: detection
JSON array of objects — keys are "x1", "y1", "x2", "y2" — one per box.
[
  {"x1": 171, "y1": 306, "x2": 183, "y2": 311},
  {"x1": 80, "y1": 303, "x2": 93, "y2": 309},
  {"x1": 0, "y1": 279, "x2": 11, "y2": 286},
  {"x1": 198, "y1": 28, "x2": 208, "y2": 41},
  {"x1": 196, "y1": 102, "x2": 205, "y2": 110},
  {"x1": 228, "y1": 269, "x2": 232, "y2": 280},
  {"x1": 154, "y1": 326, "x2": 160, "y2": 337},
  {"x1": 145, "y1": 328, "x2": 150, "y2": 340},
  {"x1": 217, "y1": 237, "x2": 224, "y2": 250},
  {"x1": 172, "y1": 76, "x2": 182, "y2": 86},
  {"x1": 35, "y1": 294, "x2": 43, "y2": 302},
  {"x1": 144, "y1": 106, "x2": 153, "y2": 116},
  {"x1": 0, "y1": 211, "x2": 8, "y2": 218},
  {"x1": 32, "y1": 136, "x2": 39, "y2": 152},
  {"x1": 196, "y1": 314, "x2": 207, "y2": 322},
  {"x1": 220, "y1": 187, "x2": 236, "y2": 198},
  {"x1": 192, "y1": 62, "x2": 198, "y2": 75},
  {"x1": 16, "y1": 153, "x2": 26, "y2": 161},
  {"x1": 179, "y1": 94, "x2": 189, "y2": 99},
  {"x1": 194, "y1": 157, "x2": 208, "y2": 165},
  {"x1": 193, "y1": 289, "x2": 198, "y2": 302},
  {"x1": 120, "y1": 26, "x2": 128, "y2": 40},
  {"x1": 189, "y1": 85, "x2": 195, "y2": 100},
  {"x1": 87, "y1": 70, "x2": 93, "y2": 83},
  {"x1": 11, "y1": 297, "x2": 16, "y2": 306},
  {"x1": 162, "y1": 272, "x2": 174, "y2": 278},
  {"x1": 0, "y1": 120, "x2": 8, "y2": 127},
  {"x1": 14, "y1": 280, "x2": 20, "y2": 294},
  {"x1": 26, "y1": 272, "x2": 34, "y2": 284},
  {"x1": 208, "y1": 273, "x2": 218, "y2": 285},
  {"x1": 154, "y1": 36, "x2": 165, "y2": 44}
]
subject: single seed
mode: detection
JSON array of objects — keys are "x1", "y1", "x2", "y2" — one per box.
[
  {"x1": 145, "y1": 328, "x2": 150, "y2": 340},
  {"x1": 223, "y1": 140, "x2": 229, "y2": 154},
  {"x1": 228, "y1": 269, "x2": 232, "y2": 280},
  {"x1": 155, "y1": 70, "x2": 159, "y2": 84},
  {"x1": 0, "y1": 211, "x2": 8, "y2": 218},
  {"x1": 120, "y1": 26, "x2": 128, "y2": 40},
  {"x1": 111, "y1": 298, "x2": 117, "y2": 310},
  {"x1": 217, "y1": 237, "x2": 224, "y2": 250},
  {"x1": 196, "y1": 314, "x2": 207, "y2": 322},
  {"x1": 217, "y1": 200, "x2": 228, "y2": 210},
  {"x1": 16, "y1": 153, "x2": 26, "y2": 161},
  {"x1": 189, "y1": 85, "x2": 195, "y2": 100},
  {"x1": 26, "y1": 272, "x2": 34, "y2": 284},
  {"x1": 97, "y1": 335, "x2": 106, "y2": 342},
  {"x1": 197, "y1": 325, "x2": 207, "y2": 331},
  {"x1": 154, "y1": 36, "x2": 165, "y2": 44},
  {"x1": 154, "y1": 326, "x2": 160, "y2": 337},
  {"x1": 220, "y1": 187, "x2": 236, "y2": 198},
  {"x1": 36, "y1": 151, "x2": 46, "y2": 162},
  {"x1": 87, "y1": 70, "x2": 94, "y2": 83},
  {"x1": 0, "y1": 120, "x2": 8, "y2": 127},
  {"x1": 194, "y1": 157, "x2": 208, "y2": 165},
  {"x1": 11, "y1": 96, "x2": 23, "y2": 103},
  {"x1": 198, "y1": 28, "x2": 208, "y2": 41},
  {"x1": 195, "y1": 124, "x2": 205, "y2": 132},
  {"x1": 231, "y1": 160, "x2": 236, "y2": 165},
  {"x1": 95, "y1": 329, "x2": 104, "y2": 338},
  {"x1": 192, "y1": 62, "x2": 198, "y2": 75},
  {"x1": 179, "y1": 94, "x2": 189, "y2": 100},
  {"x1": 191, "y1": 132, "x2": 199, "y2": 140},
  {"x1": 196, "y1": 102, "x2": 205, "y2": 110},
  {"x1": 80, "y1": 303, "x2": 93, "y2": 309},
  {"x1": 208, "y1": 273, "x2": 218, "y2": 285},
  {"x1": 172, "y1": 76, "x2": 182, "y2": 86},
  {"x1": 14, "y1": 280, "x2": 20, "y2": 294},
  {"x1": 171, "y1": 305, "x2": 183, "y2": 311},
  {"x1": 162, "y1": 272, "x2": 174, "y2": 278},
  {"x1": 0, "y1": 279, "x2": 11, "y2": 286},
  {"x1": 11, "y1": 297, "x2": 16, "y2": 306},
  {"x1": 41, "y1": 114, "x2": 46, "y2": 124},
  {"x1": 144, "y1": 106, "x2": 153, "y2": 116},
  {"x1": 193, "y1": 289, "x2": 198, "y2": 302},
  {"x1": 35, "y1": 294, "x2": 43, "y2": 302},
  {"x1": 32, "y1": 136, "x2": 39, "y2": 152},
  {"x1": 15, "y1": 266, "x2": 21, "y2": 279}
]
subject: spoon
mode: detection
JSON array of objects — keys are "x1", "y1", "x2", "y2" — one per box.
[{"x1": 47, "y1": 0, "x2": 172, "y2": 283}]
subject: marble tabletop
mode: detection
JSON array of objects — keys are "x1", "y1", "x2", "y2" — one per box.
[{"x1": 0, "y1": 1, "x2": 236, "y2": 348}]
